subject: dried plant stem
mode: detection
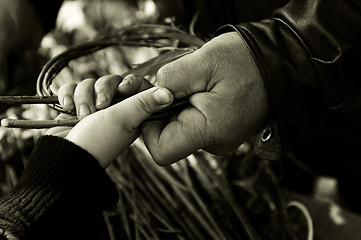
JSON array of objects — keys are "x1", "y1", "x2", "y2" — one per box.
[
  {"x1": 131, "y1": 141, "x2": 188, "y2": 190},
  {"x1": 102, "y1": 211, "x2": 118, "y2": 240},
  {"x1": 126, "y1": 151, "x2": 203, "y2": 239},
  {"x1": 1, "y1": 118, "x2": 79, "y2": 128},
  {"x1": 0, "y1": 97, "x2": 189, "y2": 128},
  {"x1": 111, "y1": 171, "x2": 169, "y2": 239},
  {"x1": 0, "y1": 95, "x2": 58, "y2": 104},
  {"x1": 194, "y1": 152, "x2": 261, "y2": 240},
  {"x1": 131, "y1": 143, "x2": 227, "y2": 239},
  {"x1": 133, "y1": 161, "x2": 202, "y2": 239}
]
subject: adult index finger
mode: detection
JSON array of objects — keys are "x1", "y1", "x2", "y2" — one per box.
[{"x1": 141, "y1": 105, "x2": 208, "y2": 165}]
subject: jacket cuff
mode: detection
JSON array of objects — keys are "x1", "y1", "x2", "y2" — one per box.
[
  {"x1": 253, "y1": 121, "x2": 282, "y2": 161},
  {"x1": 215, "y1": 22, "x2": 324, "y2": 154},
  {"x1": 0, "y1": 135, "x2": 118, "y2": 239}
]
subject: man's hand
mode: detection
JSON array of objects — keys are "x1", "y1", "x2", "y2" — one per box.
[
  {"x1": 141, "y1": 32, "x2": 271, "y2": 165},
  {"x1": 56, "y1": 74, "x2": 153, "y2": 119}
]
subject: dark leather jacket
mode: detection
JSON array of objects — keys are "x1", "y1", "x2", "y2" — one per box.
[
  {"x1": 236, "y1": 0, "x2": 361, "y2": 178},
  {"x1": 32, "y1": 0, "x2": 361, "y2": 178},
  {"x1": 189, "y1": 0, "x2": 361, "y2": 178}
]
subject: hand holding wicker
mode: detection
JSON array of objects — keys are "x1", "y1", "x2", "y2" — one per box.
[
  {"x1": 142, "y1": 32, "x2": 271, "y2": 165},
  {"x1": 47, "y1": 74, "x2": 174, "y2": 168}
]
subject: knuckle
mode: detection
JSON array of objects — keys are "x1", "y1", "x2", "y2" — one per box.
[
  {"x1": 151, "y1": 150, "x2": 170, "y2": 166},
  {"x1": 134, "y1": 97, "x2": 153, "y2": 116},
  {"x1": 94, "y1": 81, "x2": 109, "y2": 93},
  {"x1": 156, "y1": 65, "x2": 171, "y2": 85},
  {"x1": 95, "y1": 75, "x2": 119, "y2": 91},
  {"x1": 58, "y1": 83, "x2": 76, "y2": 96},
  {"x1": 74, "y1": 79, "x2": 95, "y2": 98},
  {"x1": 125, "y1": 73, "x2": 137, "y2": 80},
  {"x1": 94, "y1": 75, "x2": 123, "y2": 98},
  {"x1": 185, "y1": 112, "x2": 208, "y2": 147}
]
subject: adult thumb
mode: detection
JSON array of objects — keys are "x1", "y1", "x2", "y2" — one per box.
[{"x1": 156, "y1": 49, "x2": 209, "y2": 99}]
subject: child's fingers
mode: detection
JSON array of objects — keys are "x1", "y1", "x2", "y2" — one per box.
[
  {"x1": 94, "y1": 74, "x2": 153, "y2": 110},
  {"x1": 65, "y1": 86, "x2": 174, "y2": 167},
  {"x1": 57, "y1": 82, "x2": 77, "y2": 111},
  {"x1": 73, "y1": 78, "x2": 97, "y2": 119},
  {"x1": 94, "y1": 74, "x2": 123, "y2": 109},
  {"x1": 117, "y1": 74, "x2": 153, "y2": 98},
  {"x1": 58, "y1": 74, "x2": 154, "y2": 121}
]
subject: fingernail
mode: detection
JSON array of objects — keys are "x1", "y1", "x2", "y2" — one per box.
[
  {"x1": 63, "y1": 96, "x2": 73, "y2": 107},
  {"x1": 153, "y1": 88, "x2": 173, "y2": 105},
  {"x1": 117, "y1": 78, "x2": 131, "y2": 90},
  {"x1": 96, "y1": 92, "x2": 108, "y2": 107},
  {"x1": 78, "y1": 104, "x2": 90, "y2": 118},
  {"x1": 117, "y1": 80, "x2": 130, "y2": 93}
]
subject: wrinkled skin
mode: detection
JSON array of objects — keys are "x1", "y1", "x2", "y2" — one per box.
[{"x1": 141, "y1": 32, "x2": 271, "y2": 165}]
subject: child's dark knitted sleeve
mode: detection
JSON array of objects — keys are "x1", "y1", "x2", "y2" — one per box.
[{"x1": 0, "y1": 135, "x2": 119, "y2": 240}]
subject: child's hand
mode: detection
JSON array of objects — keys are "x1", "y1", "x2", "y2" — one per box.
[
  {"x1": 57, "y1": 74, "x2": 153, "y2": 119},
  {"x1": 48, "y1": 74, "x2": 174, "y2": 168}
]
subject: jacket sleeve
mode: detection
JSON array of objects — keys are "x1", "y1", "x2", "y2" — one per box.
[
  {"x1": 0, "y1": 136, "x2": 118, "y2": 240},
  {"x1": 220, "y1": 0, "x2": 361, "y2": 153}
]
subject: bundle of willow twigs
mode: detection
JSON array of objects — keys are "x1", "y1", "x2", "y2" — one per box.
[
  {"x1": 103, "y1": 140, "x2": 306, "y2": 240},
  {"x1": 0, "y1": 24, "x2": 203, "y2": 128},
  {"x1": 36, "y1": 24, "x2": 204, "y2": 109}
]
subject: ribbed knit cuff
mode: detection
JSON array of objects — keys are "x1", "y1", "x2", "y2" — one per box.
[{"x1": 0, "y1": 136, "x2": 118, "y2": 239}]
